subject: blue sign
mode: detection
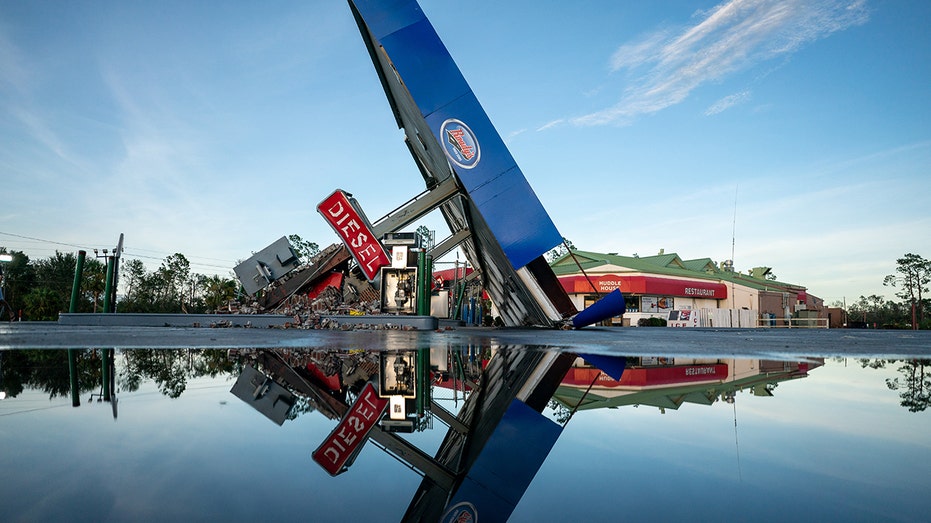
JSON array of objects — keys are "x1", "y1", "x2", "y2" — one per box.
[
  {"x1": 351, "y1": 0, "x2": 563, "y2": 270},
  {"x1": 441, "y1": 399, "x2": 563, "y2": 521}
]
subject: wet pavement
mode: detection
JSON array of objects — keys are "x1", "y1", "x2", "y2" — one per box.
[{"x1": 2, "y1": 321, "x2": 930, "y2": 359}]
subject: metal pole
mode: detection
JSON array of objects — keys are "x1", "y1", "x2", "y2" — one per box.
[
  {"x1": 110, "y1": 233, "x2": 124, "y2": 314},
  {"x1": 452, "y1": 257, "x2": 459, "y2": 319},
  {"x1": 424, "y1": 254, "x2": 433, "y2": 316},
  {"x1": 69, "y1": 250, "x2": 86, "y2": 313},
  {"x1": 102, "y1": 349, "x2": 112, "y2": 401},
  {"x1": 68, "y1": 251, "x2": 87, "y2": 407},
  {"x1": 454, "y1": 282, "x2": 465, "y2": 321},
  {"x1": 68, "y1": 349, "x2": 80, "y2": 407},
  {"x1": 452, "y1": 348, "x2": 458, "y2": 406},
  {"x1": 102, "y1": 256, "x2": 115, "y2": 314},
  {"x1": 415, "y1": 349, "x2": 426, "y2": 416},
  {"x1": 416, "y1": 251, "x2": 426, "y2": 315}
]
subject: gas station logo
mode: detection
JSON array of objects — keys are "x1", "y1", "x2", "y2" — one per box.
[
  {"x1": 441, "y1": 501, "x2": 477, "y2": 523},
  {"x1": 441, "y1": 119, "x2": 480, "y2": 169}
]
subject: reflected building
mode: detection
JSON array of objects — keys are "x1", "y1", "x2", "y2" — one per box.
[{"x1": 556, "y1": 357, "x2": 824, "y2": 413}]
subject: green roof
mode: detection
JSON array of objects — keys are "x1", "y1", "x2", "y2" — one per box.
[
  {"x1": 680, "y1": 258, "x2": 718, "y2": 273},
  {"x1": 552, "y1": 370, "x2": 810, "y2": 412},
  {"x1": 550, "y1": 249, "x2": 807, "y2": 293}
]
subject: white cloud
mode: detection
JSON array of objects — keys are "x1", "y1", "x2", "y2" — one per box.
[
  {"x1": 574, "y1": 0, "x2": 870, "y2": 126},
  {"x1": 705, "y1": 89, "x2": 751, "y2": 115},
  {"x1": 0, "y1": 24, "x2": 29, "y2": 94},
  {"x1": 505, "y1": 128, "x2": 527, "y2": 142},
  {"x1": 609, "y1": 29, "x2": 670, "y2": 72},
  {"x1": 10, "y1": 106, "x2": 78, "y2": 168},
  {"x1": 536, "y1": 119, "x2": 565, "y2": 132}
]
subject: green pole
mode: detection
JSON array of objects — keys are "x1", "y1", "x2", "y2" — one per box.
[
  {"x1": 102, "y1": 256, "x2": 115, "y2": 314},
  {"x1": 416, "y1": 348, "x2": 430, "y2": 416},
  {"x1": 69, "y1": 250, "x2": 86, "y2": 313},
  {"x1": 424, "y1": 254, "x2": 433, "y2": 316},
  {"x1": 102, "y1": 348, "x2": 111, "y2": 402},
  {"x1": 68, "y1": 349, "x2": 80, "y2": 407},
  {"x1": 68, "y1": 251, "x2": 86, "y2": 407},
  {"x1": 416, "y1": 252, "x2": 426, "y2": 315},
  {"x1": 454, "y1": 282, "x2": 466, "y2": 320},
  {"x1": 100, "y1": 256, "x2": 115, "y2": 399}
]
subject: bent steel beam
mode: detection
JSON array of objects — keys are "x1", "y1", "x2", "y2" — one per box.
[{"x1": 349, "y1": 0, "x2": 578, "y2": 327}]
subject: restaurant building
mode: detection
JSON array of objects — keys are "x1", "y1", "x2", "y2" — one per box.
[{"x1": 550, "y1": 250, "x2": 824, "y2": 326}]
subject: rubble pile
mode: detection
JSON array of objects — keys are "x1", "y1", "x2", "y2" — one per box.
[
  {"x1": 228, "y1": 348, "x2": 381, "y2": 391},
  {"x1": 211, "y1": 283, "x2": 420, "y2": 331},
  {"x1": 220, "y1": 240, "x2": 445, "y2": 329}
]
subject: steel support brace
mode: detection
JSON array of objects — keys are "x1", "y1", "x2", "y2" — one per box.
[
  {"x1": 369, "y1": 428, "x2": 456, "y2": 490},
  {"x1": 430, "y1": 403, "x2": 469, "y2": 434},
  {"x1": 429, "y1": 228, "x2": 470, "y2": 260},
  {"x1": 371, "y1": 177, "x2": 460, "y2": 238}
]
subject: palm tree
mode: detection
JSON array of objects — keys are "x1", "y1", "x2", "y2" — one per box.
[{"x1": 203, "y1": 275, "x2": 239, "y2": 312}]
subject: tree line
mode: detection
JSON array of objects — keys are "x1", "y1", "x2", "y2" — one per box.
[
  {"x1": 2, "y1": 246, "x2": 928, "y2": 327},
  {"x1": 4, "y1": 349, "x2": 927, "y2": 413},
  {"x1": 838, "y1": 253, "x2": 931, "y2": 329},
  {"x1": 0, "y1": 348, "x2": 233, "y2": 400},
  {"x1": 0, "y1": 248, "x2": 241, "y2": 321}
]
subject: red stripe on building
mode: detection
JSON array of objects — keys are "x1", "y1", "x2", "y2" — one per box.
[
  {"x1": 558, "y1": 274, "x2": 727, "y2": 299},
  {"x1": 563, "y1": 364, "x2": 728, "y2": 388}
]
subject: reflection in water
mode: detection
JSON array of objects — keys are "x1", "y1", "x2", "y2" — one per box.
[
  {"x1": 870, "y1": 358, "x2": 931, "y2": 412},
  {"x1": 554, "y1": 358, "x2": 821, "y2": 416},
  {"x1": 1, "y1": 347, "x2": 930, "y2": 521}
]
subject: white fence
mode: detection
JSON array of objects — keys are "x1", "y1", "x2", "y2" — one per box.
[
  {"x1": 756, "y1": 316, "x2": 829, "y2": 328},
  {"x1": 706, "y1": 308, "x2": 757, "y2": 328},
  {"x1": 627, "y1": 308, "x2": 829, "y2": 328},
  {"x1": 663, "y1": 308, "x2": 829, "y2": 328}
]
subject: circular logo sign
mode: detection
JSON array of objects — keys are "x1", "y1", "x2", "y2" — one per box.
[
  {"x1": 440, "y1": 119, "x2": 480, "y2": 169},
  {"x1": 441, "y1": 501, "x2": 477, "y2": 523}
]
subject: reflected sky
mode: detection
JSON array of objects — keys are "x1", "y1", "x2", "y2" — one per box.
[
  {"x1": 521, "y1": 361, "x2": 930, "y2": 522},
  {"x1": 1, "y1": 349, "x2": 929, "y2": 522}
]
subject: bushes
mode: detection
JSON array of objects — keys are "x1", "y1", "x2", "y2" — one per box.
[{"x1": 637, "y1": 317, "x2": 667, "y2": 327}]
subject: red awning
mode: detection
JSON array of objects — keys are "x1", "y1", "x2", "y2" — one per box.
[
  {"x1": 433, "y1": 267, "x2": 474, "y2": 281},
  {"x1": 558, "y1": 274, "x2": 727, "y2": 299},
  {"x1": 432, "y1": 267, "x2": 475, "y2": 290},
  {"x1": 563, "y1": 364, "x2": 728, "y2": 388}
]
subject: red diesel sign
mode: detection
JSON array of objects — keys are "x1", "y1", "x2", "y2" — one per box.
[
  {"x1": 317, "y1": 190, "x2": 390, "y2": 281},
  {"x1": 312, "y1": 382, "x2": 388, "y2": 476}
]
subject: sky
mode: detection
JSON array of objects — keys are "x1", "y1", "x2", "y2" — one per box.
[{"x1": 1, "y1": 0, "x2": 929, "y2": 305}]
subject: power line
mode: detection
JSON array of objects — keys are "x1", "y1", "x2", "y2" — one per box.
[
  {"x1": 0, "y1": 231, "x2": 236, "y2": 272},
  {"x1": 0, "y1": 231, "x2": 97, "y2": 251},
  {"x1": 122, "y1": 251, "x2": 234, "y2": 270},
  {"x1": 124, "y1": 246, "x2": 236, "y2": 264}
]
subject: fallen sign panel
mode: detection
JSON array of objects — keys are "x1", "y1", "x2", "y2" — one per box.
[
  {"x1": 317, "y1": 189, "x2": 390, "y2": 282},
  {"x1": 312, "y1": 381, "x2": 389, "y2": 476},
  {"x1": 229, "y1": 365, "x2": 295, "y2": 426}
]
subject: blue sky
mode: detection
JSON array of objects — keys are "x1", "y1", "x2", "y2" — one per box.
[{"x1": 1, "y1": 0, "x2": 929, "y2": 304}]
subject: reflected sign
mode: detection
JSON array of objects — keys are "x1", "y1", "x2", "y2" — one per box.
[{"x1": 312, "y1": 382, "x2": 388, "y2": 476}]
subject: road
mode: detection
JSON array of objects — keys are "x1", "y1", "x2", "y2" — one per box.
[{"x1": 2, "y1": 321, "x2": 929, "y2": 359}]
